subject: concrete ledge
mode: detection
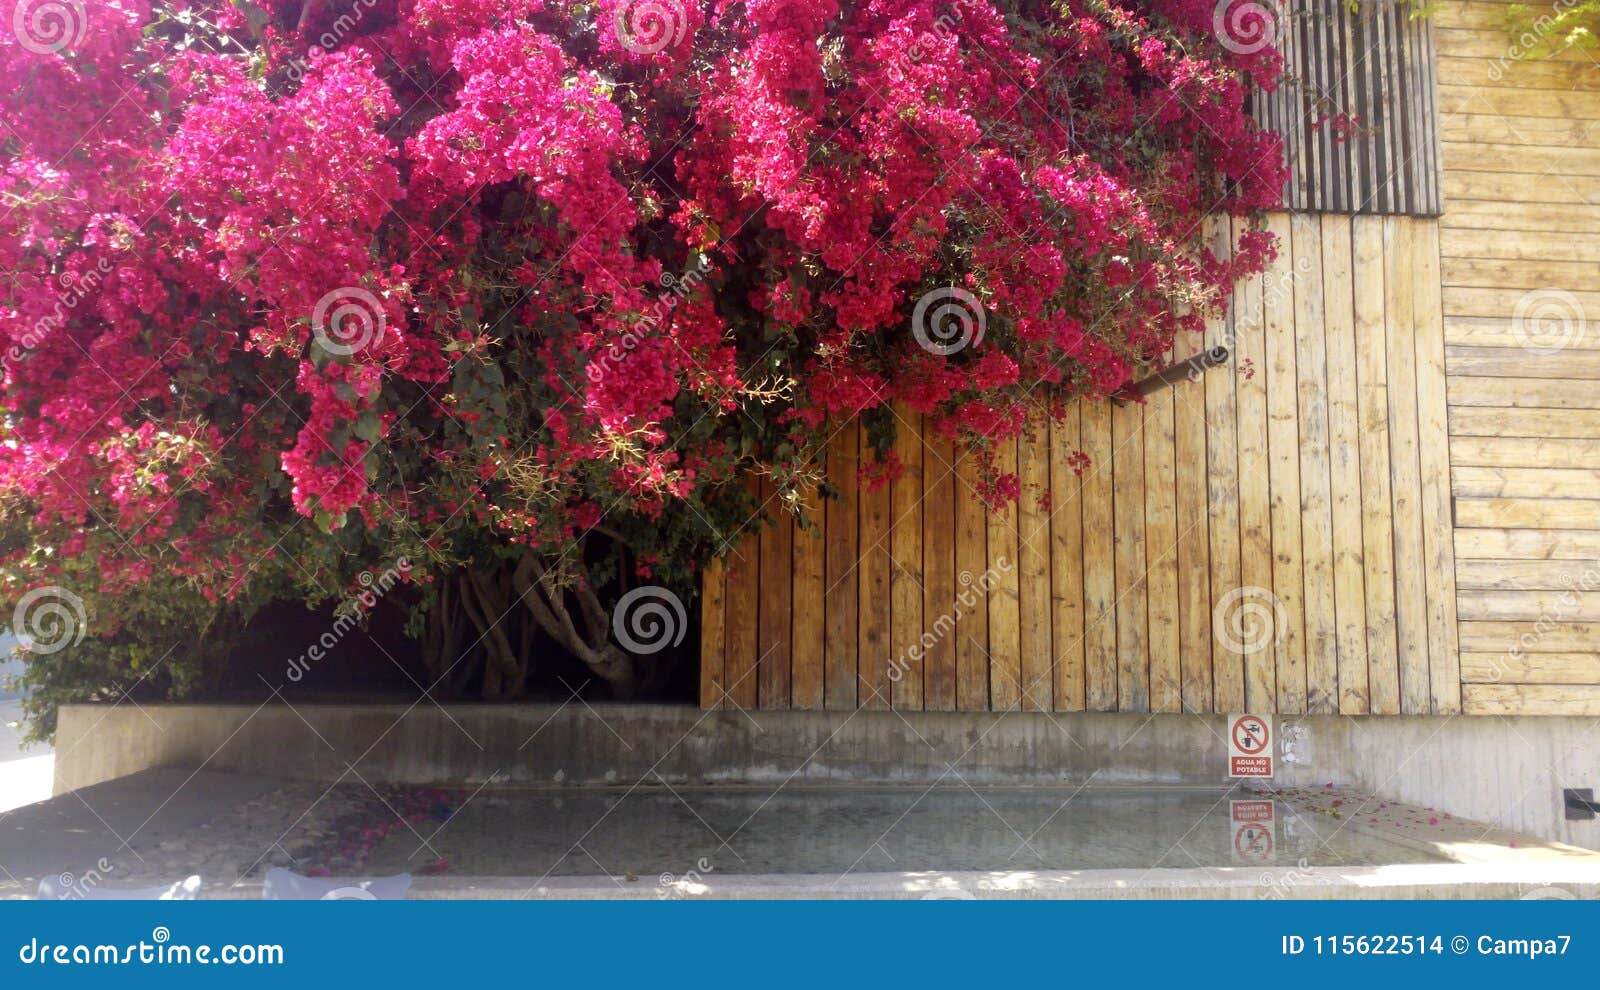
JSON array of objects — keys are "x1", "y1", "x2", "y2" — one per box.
[
  {"x1": 52, "y1": 703, "x2": 1600, "y2": 849},
  {"x1": 54, "y1": 704, "x2": 1237, "y2": 794}
]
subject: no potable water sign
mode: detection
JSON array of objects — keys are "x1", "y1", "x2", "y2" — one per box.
[{"x1": 1228, "y1": 714, "x2": 1274, "y2": 778}]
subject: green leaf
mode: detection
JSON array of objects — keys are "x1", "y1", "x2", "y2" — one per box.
[{"x1": 353, "y1": 411, "x2": 383, "y2": 443}]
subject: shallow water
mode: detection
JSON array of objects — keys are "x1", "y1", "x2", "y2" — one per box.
[{"x1": 363, "y1": 785, "x2": 1443, "y2": 878}]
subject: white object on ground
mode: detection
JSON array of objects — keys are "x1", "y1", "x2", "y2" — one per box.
[
  {"x1": 0, "y1": 697, "x2": 53, "y2": 813},
  {"x1": 262, "y1": 867, "x2": 411, "y2": 900},
  {"x1": 0, "y1": 754, "x2": 54, "y2": 812}
]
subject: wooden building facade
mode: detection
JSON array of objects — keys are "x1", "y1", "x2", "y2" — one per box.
[{"x1": 699, "y1": 0, "x2": 1600, "y2": 717}]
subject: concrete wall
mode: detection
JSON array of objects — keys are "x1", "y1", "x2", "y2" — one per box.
[{"x1": 54, "y1": 702, "x2": 1600, "y2": 849}]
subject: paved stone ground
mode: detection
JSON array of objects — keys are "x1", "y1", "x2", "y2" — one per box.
[
  {"x1": 0, "y1": 769, "x2": 411, "y2": 897},
  {"x1": 3, "y1": 769, "x2": 1594, "y2": 899},
  {"x1": 359, "y1": 784, "x2": 1438, "y2": 879}
]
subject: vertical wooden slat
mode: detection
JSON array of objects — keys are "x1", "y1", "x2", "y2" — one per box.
[
  {"x1": 1175, "y1": 314, "x2": 1213, "y2": 714},
  {"x1": 1388, "y1": 0, "x2": 1411, "y2": 215},
  {"x1": 1050, "y1": 404, "x2": 1086, "y2": 712},
  {"x1": 1414, "y1": 4, "x2": 1435, "y2": 214},
  {"x1": 791, "y1": 479, "x2": 826, "y2": 710},
  {"x1": 1401, "y1": 0, "x2": 1421, "y2": 214},
  {"x1": 1236, "y1": 221, "x2": 1277, "y2": 713},
  {"x1": 1300, "y1": 0, "x2": 1327, "y2": 212},
  {"x1": 858, "y1": 422, "x2": 893, "y2": 711},
  {"x1": 1228, "y1": 246, "x2": 1267, "y2": 713},
  {"x1": 955, "y1": 445, "x2": 990, "y2": 711},
  {"x1": 1319, "y1": 0, "x2": 1340, "y2": 209},
  {"x1": 1312, "y1": 0, "x2": 1334, "y2": 207},
  {"x1": 1353, "y1": 215, "x2": 1401, "y2": 715},
  {"x1": 1018, "y1": 423, "x2": 1053, "y2": 711},
  {"x1": 1384, "y1": 216, "x2": 1432, "y2": 715},
  {"x1": 922, "y1": 428, "x2": 958, "y2": 711},
  {"x1": 1350, "y1": 1, "x2": 1377, "y2": 211},
  {"x1": 1413, "y1": 221, "x2": 1461, "y2": 714},
  {"x1": 758, "y1": 475, "x2": 793, "y2": 710},
  {"x1": 987, "y1": 439, "x2": 1023, "y2": 712},
  {"x1": 890, "y1": 408, "x2": 924, "y2": 710},
  {"x1": 1288, "y1": 0, "x2": 1313, "y2": 211},
  {"x1": 1209, "y1": 223, "x2": 1246, "y2": 714},
  {"x1": 824, "y1": 426, "x2": 858, "y2": 710},
  {"x1": 724, "y1": 476, "x2": 762, "y2": 709},
  {"x1": 1293, "y1": 214, "x2": 1338, "y2": 715},
  {"x1": 1265, "y1": 212, "x2": 1307, "y2": 715},
  {"x1": 699, "y1": 555, "x2": 726, "y2": 709},
  {"x1": 1370, "y1": 1, "x2": 1396, "y2": 216},
  {"x1": 1081, "y1": 400, "x2": 1117, "y2": 711},
  {"x1": 1144, "y1": 383, "x2": 1181, "y2": 713},
  {"x1": 1112, "y1": 401, "x2": 1149, "y2": 713},
  {"x1": 1331, "y1": 0, "x2": 1356, "y2": 211},
  {"x1": 1310, "y1": 0, "x2": 1328, "y2": 208},
  {"x1": 1384, "y1": 1, "x2": 1409, "y2": 214},
  {"x1": 1320, "y1": 215, "x2": 1371, "y2": 715},
  {"x1": 1420, "y1": 6, "x2": 1442, "y2": 214}
]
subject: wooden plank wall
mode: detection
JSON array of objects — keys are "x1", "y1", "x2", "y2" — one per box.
[
  {"x1": 1257, "y1": 0, "x2": 1442, "y2": 215},
  {"x1": 700, "y1": 214, "x2": 1460, "y2": 715},
  {"x1": 1435, "y1": 0, "x2": 1600, "y2": 715}
]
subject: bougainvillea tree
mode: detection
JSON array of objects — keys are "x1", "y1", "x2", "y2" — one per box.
[{"x1": 0, "y1": 0, "x2": 1283, "y2": 726}]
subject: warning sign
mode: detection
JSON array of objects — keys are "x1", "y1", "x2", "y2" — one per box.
[
  {"x1": 1230, "y1": 799, "x2": 1275, "y2": 824},
  {"x1": 1228, "y1": 714, "x2": 1274, "y2": 778},
  {"x1": 1231, "y1": 799, "x2": 1276, "y2": 864}
]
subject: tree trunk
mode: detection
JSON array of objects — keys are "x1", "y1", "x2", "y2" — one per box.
[{"x1": 512, "y1": 554, "x2": 638, "y2": 697}]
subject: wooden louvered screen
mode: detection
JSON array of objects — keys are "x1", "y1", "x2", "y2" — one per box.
[{"x1": 1255, "y1": 0, "x2": 1442, "y2": 216}]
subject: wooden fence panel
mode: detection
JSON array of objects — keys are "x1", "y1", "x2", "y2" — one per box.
[
  {"x1": 698, "y1": 218, "x2": 1458, "y2": 716},
  {"x1": 1435, "y1": 0, "x2": 1600, "y2": 717}
]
